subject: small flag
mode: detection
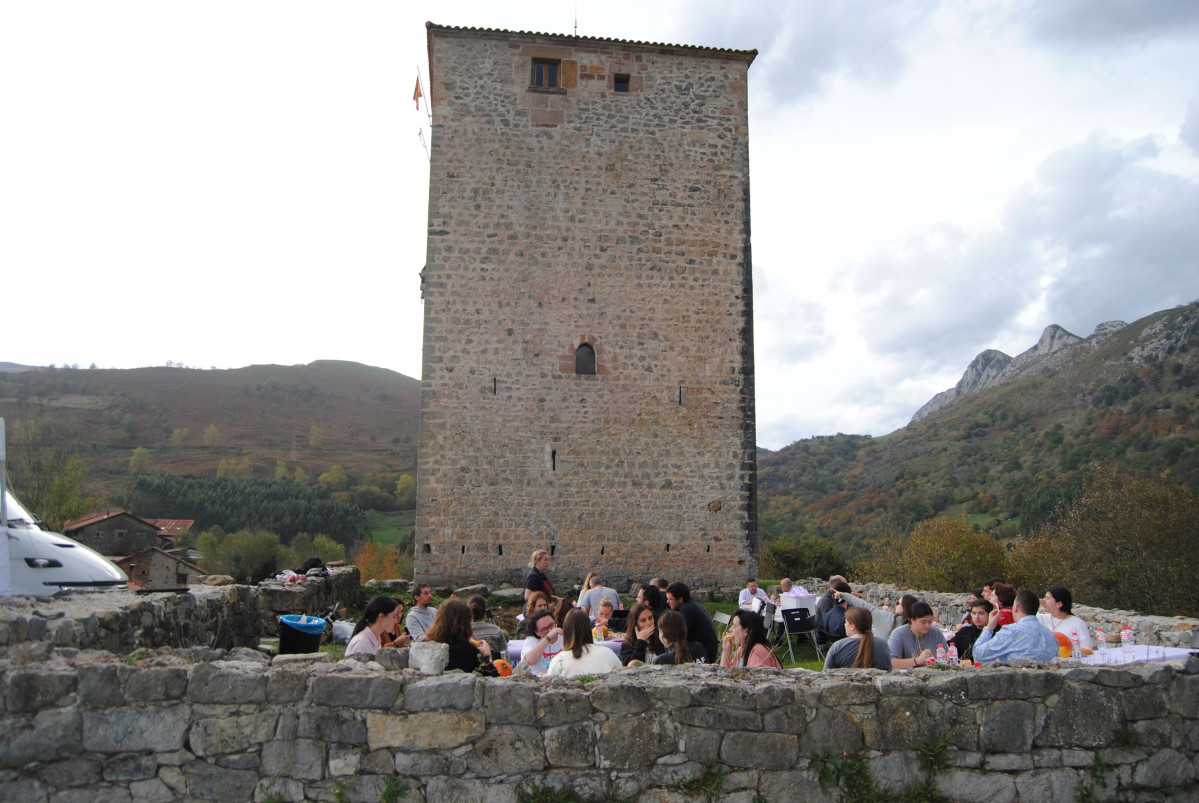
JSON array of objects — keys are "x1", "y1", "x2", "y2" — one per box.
[{"x1": 413, "y1": 77, "x2": 423, "y2": 110}]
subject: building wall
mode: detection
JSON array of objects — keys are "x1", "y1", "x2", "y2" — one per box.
[
  {"x1": 417, "y1": 26, "x2": 758, "y2": 588},
  {"x1": 119, "y1": 551, "x2": 205, "y2": 590},
  {"x1": 71, "y1": 515, "x2": 161, "y2": 556}
]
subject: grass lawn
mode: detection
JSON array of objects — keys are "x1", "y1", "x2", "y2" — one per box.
[{"x1": 366, "y1": 510, "x2": 414, "y2": 547}]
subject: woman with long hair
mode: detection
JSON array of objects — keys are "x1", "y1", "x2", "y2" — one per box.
[
  {"x1": 523, "y1": 591, "x2": 552, "y2": 635},
  {"x1": 423, "y1": 599, "x2": 492, "y2": 672},
  {"x1": 546, "y1": 609, "x2": 622, "y2": 678},
  {"x1": 895, "y1": 593, "x2": 920, "y2": 628},
  {"x1": 619, "y1": 602, "x2": 664, "y2": 664},
  {"x1": 523, "y1": 549, "x2": 557, "y2": 612},
  {"x1": 824, "y1": 606, "x2": 891, "y2": 670},
  {"x1": 519, "y1": 609, "x2": 565, "y2": 675},
  {"x1": 719, "y1": 610, "x2": 782, "y2": 668},
  {"x1": 653, "y1": 610, "x2": 707, "y2": 665},
  {"x1": 345, "y1": 596, "x2": 406, "y2": 657}
]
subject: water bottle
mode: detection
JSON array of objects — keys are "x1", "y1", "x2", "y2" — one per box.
[
  {"x1": 882, "y1": 602, "x2": 890, "y2": 613},
  {"x1": 1121, "y1": 625, "x2": 1134, "y2": 660},
  {"x1": 1095, "y1": 627, "x2": 1106, "y2": 652},
  {"x1": 947, "y1": 643, "x2": 959, "y2": 666},
  {"x1": 1070, "y1": 630, "x2": 1081, "y2": 659},
  {"x1": 936, "y1": 644, "x2": 946, "y2": 664}
]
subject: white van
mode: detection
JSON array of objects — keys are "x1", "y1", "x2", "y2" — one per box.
[{"x1": 3, "y1": 488, "x2": 128, "y2": 595}]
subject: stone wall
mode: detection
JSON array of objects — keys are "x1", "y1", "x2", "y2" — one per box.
[
  {"x1": 417, "y1": 25, "x2": 759, "y2": 589},
  {"x1": 258, "y1": 567, "x2": 362, "y2": 636},
  {"x1": 2, "y1": 650, "x2": 1196, "y2": 802}
]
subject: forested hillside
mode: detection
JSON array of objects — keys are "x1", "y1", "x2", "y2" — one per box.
[{"x1": 759, "y1": 301, "x2": 1199, "y2": 561}]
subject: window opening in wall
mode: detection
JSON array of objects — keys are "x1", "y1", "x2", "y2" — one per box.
[
  {"x1": 550, "y1": 545, "x2": 557, "y2": 557},
  {"x1": 422, "y1": 543, "x2": 431, "y2": 553},
  {"x1": 461, "y1": 545, "x2": 466, "y2": 555},
  {"x1": 575, "y1": 343, "x2": 596, "y2": 375},
  {"x1": 493, "y1": 377, "x2": 497, "y2": 394},
  {"x1": 705, "y1": 544, "x2": 711, "y2": 553},
  {"x1": 614, "y1": 73, "x2": 630, "y2": 92},
  {"x1": 678, "y1": 385, "x2": 683, "y2": 405},
  {"x1": 497, "y1": 544, "x2": 503, "y2": 556},
  {"x1": 532, "y1": 59, "x2": 560, "y2": 89},
  {"x1": 551, "y1": 450, "x2": 557, "y2": 471},
  {"x1": 600, "y1": 546, "x2": 605, "y2": 555},
  {"x1": 665, "y1": 543, "x2": 671, "y2": 552}
]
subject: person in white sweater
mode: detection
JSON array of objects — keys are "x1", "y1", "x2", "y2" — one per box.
[
  {"x1": 1036, "y1": 585, "x2": 1092, "y2": 650},
  {"x1": 546, "y1": 609, "x2": 621, "y2": 678}
]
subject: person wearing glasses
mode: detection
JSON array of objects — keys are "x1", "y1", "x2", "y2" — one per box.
[
  {"x1": 519, "y1": 609, "x2": 564, "y2": 675},
  {"x1": 887, "y1": 600, "x2": 948, "y2": 669}
]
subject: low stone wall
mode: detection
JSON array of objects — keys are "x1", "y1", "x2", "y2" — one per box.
[
  {"x1": 795, "y1": 580, "x2": 1199, "y2": 649},
  {"x1": 258, "y1": 567, "x2": 362, "y2": 636},
  {"x1": 2, "y1": 648, "x2": 1196, "y2": 802},
  {"x1": 0, "y1": 584, "x2": 260, "y2": 654}
]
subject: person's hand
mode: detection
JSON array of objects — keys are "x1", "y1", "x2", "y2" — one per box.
[
  {"x1": 986, "y1": 608, "x2": 1001, "y2": 631},
  {"x1": 915, "y1": 649, "x2": 933, "y2": 664},
  {"x1": 478, "y1": 640, "x2": 492, "y2": 659},
  {"x1": 547, "y1": 626, "x2": 563, "y2": 642},
  {"x1": 395, "y1": 633, "x2": 411, "y2": 648},
  {"x1": 636, "y1": 623, "x2": 655, "y2": 641}
]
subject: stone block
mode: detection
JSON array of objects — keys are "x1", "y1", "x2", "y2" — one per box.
[
  {"x1": 590, "y1": 680, "x2": 651, "y2": 714},
  {"x1": 216, "y1": 752, "x2": 259, "y2": 770},
  {"x1": 981, "y1": 700, "x2": 1036, "y2": 753},
  {"x1": 270, "y1": 652, "x2": 331, "y2": 668},
  {"x1": 1132, "y1": 748, "x2": 1195, "y2": 787},
  {"x1": 465, "y1": 724, "x2": 545, "y2": 777},
  {"x1": 182, "y1": 760, "x2": 260, "y2": 801},
  {"x1": 366, "y1": 710, "x2": 486, "y2": 751},
  {"x1": 674, "y1": 704, "x2": 762, "y2": 731},
  {"x1": 267, "y1": 667, "x2": 310, "y2": 703},
  {"x1": 869, "y1": 751, "x2": 926, "y2": 794},
  {"x1": 76, "y1": 663, "x2": 131, "y2": 707},
  {"x1": 125, "y1": 667, "x2": 188, "y2": 702},
  {"x1": 2, "y1": 779, "x2": 49, "y2": 803},
  {"x1": 187, "y1": 662, "x2": 267, "y2": 704},
  {"x1": 297, "y1": 710, "x2": 367, "y2": 745},
  {"x1": 102, "y1": 752, "x2": 158, "y2": 781},
  {"x1": 536, "y1": 688, "x2": 592, "y2": 727},
  {"x1": 690, "y1": 680, "x2": 755, "y2": 709},
  {"x1": 1013, "y1": 768, "x2": 1081, "y2": 801},
  {"x1": 598, "y1": 713, "x2": 675, "y2": 768},
  {"x1": 533, "y1": 771, "x2": 615, "y2": 802},
  {"x1": 483, "y1": 678, "x2": 538, "y2": 724},
  {"x1": 327, "y1": 745, "x2": 361, "y2": 776},
  {"x1": 984, "y1": 753, "x2": 1034, "y2": 770},
  {"x1": 313, "y1": 672, "x2": 403, "y2": 709},
  {"x1": 408, "y1": 641, "x2": 449, "y2": 675},
  {"x1": 760, "y1": 769, "x2": 840, "y2": 802},
  {"x1": 797, "y1": 708, "x2": 862, "y2": 755},
  {"x1": 544, "y1": 722, "x2": 596, "y2": 767},
  {"x1": 47, "y1": 786, "x2": 133, "y2": 803},
  {"x1": 37, "y1": 757, "x2": 101, "y2": 788},
  {"x1": 1037, "y1": 684, "x2": 1122, "y2": 748},
  {"x1": 1167, "y1": 674, "x2": 1199, "y2": 717},
  {"x1": 679, "y1": 725, "x2": 722, "y2": 764},
  {"x1": 818, "y1": 680, "x2": 879, "y2": 706},
  {"x1": 393, "y1": 749, "x2": 467, "y2": 776},
  {"x1": 189, "y1": 713, "x2": 278, "y2": 757},
  {"x1": 402, "y1": 673, "x2": 475, "y2": 711},
  {"x1": 261, "y1": 738, "x2": 326, "y2": 781},
  {"x1": 965, "y1": 669, "x2": 1061, "y2": 700},
  {"x1": 82, "y1": 705, "x2": 189, "y2": 753},
  {"x1": 719, "y1": 730, "x2": 797, "y2": 770},
  {"x1": 4, "y1": 665, "x2": 77, "y2": 713},
  {"x1": 375, "y1": 648, "x2": 409, "y2": 671},
  {"x1": 873, "y1": 674, "x2": 925, "y2": 696},
  {"x1": 426, "y1": 777, "x2": 517, "y2": 803},
  {"x1": 751, "y1": 682, "x2": 796, "y2": 711},
  {"x1": 862, "y1": 696, "x2": 940, "y2": 749},
  {"x1": 762, "y1": 702, "x2": 811, "y2": 735},
  {"x1": 128, "y1": 777, "x2": 175, "y2": 803},
  {"x1": 936, "y1": 770, "x2": 1016, "y2": 803}
]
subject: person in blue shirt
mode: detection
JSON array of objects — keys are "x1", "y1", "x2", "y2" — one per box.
[{"x1": 972, "y1": 588, "x2": 1059, "y2": 663}]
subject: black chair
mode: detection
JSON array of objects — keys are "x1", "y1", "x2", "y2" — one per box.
[{"x1": 776, "y1": 607, "x2": 824, "y2": 663}]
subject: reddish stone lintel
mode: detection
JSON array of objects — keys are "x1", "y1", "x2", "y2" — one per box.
[{"x1": 530, "y1": 109, "x2": 565, "y2": 127}]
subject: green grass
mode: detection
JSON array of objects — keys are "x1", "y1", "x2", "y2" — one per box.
[
  {"x1": 367, "y1": 510, "x2": 414, "y2": 547},
  {"x1": 702, "y1": 596, "x2": 825, "y2": 671}
]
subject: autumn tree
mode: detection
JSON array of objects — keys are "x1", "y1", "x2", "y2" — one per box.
[
  {"x1": 395, "y1": 473, "x2": 416, "y2": 509},
  {"x1": 204, "y1": 424, "x2": 220, "y2": 447},
  {"x1": 8, "y1": 407, "x2": 101, "y2": 530},
  {"x1": 857, "y1": 517, "x2": 1008, "y2": 593},
  {"x1": 274, "y1": 459, "x2": 289, "y2": 480},
  {"x1": 317, "y1": 464, "x2": 349, "y2": 492},
  {"x1": 169, "y1": 427, "x2": 189, "y2": 447},
  {"x1": 309, "y1": 424, "x2": 325, "y2": 448},
  {"x1": 129, "y1": 447, "x2": 152, "y2": 474}
]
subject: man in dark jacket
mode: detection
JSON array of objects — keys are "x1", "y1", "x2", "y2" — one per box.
[{"x1": 665, "y1": 582, "x2": 718, "y2": 663}]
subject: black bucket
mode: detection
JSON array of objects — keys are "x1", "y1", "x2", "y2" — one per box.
[{"x1": 278, "y1": 614, "x2": 326, "y2": 654}]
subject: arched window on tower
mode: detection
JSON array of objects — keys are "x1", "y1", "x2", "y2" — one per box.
[{"x1": 575, "y1": 343, "x2": 596, "y2": 375}]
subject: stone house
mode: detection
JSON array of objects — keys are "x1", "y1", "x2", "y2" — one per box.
[
  {"x1": 63, "y1": 511, "x2": 167, "y2": 556},
  {"x1": 416, "y1": 24, "x2": 759, "y2": 588},
  {"x1": 115, "y1": 546, "x2": 207, "y2": 590}
]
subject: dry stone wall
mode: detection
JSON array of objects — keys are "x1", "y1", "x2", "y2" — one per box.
[
  {"x1": 417, "y1": 26, "x2": 759, "y2": 589},
  {"x1": 1, "y1": 651, "x2": 1197, "y2": 802}
]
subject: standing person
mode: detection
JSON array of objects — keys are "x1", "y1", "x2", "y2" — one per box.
[
  {"x1": 620, "y1": 602, "x2": 664, "y2": 664},
  {"x1": 345, "y1": 596, "x2": 406, "y2": 658},
  {"x1": 738, "y1": 578, "x2": 769, "y2": 608},
  {"x1": 973, "y1": 589, "x2": 1060, "y2": 663},
  {"x1": 524, "y1": 550, "x2": 557, "y2": 612},
  {"x1": 406, "y1": 584, "x2": 437, "y2": 642},
  {"x1": 423, "y1": 599, "x2": 492, "y2": 672},
  {"x1": 949, "y1": 598, "x2": 992, "y2": 663},
  {"x1": 665, "y1": 582, "x2": 719, "y2": 663},
  {"x1": 719, "y1": 610, "x2": 782, "y2": 668},
  {"x1": 888, "y1": 601, "x2": 948, "y2": 669},
  {"x1": 579, "y1": 575, "x2": 623, "y2": 615},
  {"x1": 654, "y1": 610, "x2": 708, "y2": 665},
  {"x1": 823, "y1": 607, "x2": 891, "y2": 671},
  {"x1": 468, "y1": 595, "x2": 508, "y2": 657},
  {"x1": 520, "y1": 610, "x2": 565, "y2": 675},
  {"x1": 1036, "y1": 586, "x2": 1092, "y2": 650},
  {"x1": 546, "y1": 609, "x2": 622, "y2": 678}
]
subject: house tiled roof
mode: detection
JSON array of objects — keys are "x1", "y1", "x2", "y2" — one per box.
[
  {"x1": 115, "y1": 546, "x2": 206, "y2": 576},
  {"x1": 145, "y1": 518, "x2": 195, "y2": 537},
  {"x1": 426, "y1": 22, "x2": 758, "y2": 61}
]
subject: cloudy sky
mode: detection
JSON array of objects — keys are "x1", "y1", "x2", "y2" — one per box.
[{"x1": 3, "y1": 1, "x2": 1197, "y2": 450}]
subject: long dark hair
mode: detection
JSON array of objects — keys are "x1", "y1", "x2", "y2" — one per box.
[
  {"x1": 897, "y1": 594, "x2": 919, "y2": 626},
  {"x1": 562, "y1": 608, "x2": 594, "y2": 659},
  {"x1": 657, "y1": 610, "x2": 692, "y2": 664},
  {"x1": 424, "y1": 599, "x2": 473, "y2": 644},
  {"x1": 731, "y1": 609, "x2": 770, "y2": 665},
  {"x1": 623, "y1": 602, "x2": 665, "y2": 653},
  {"x1": 468, "y1": 595, "x2": 489, "y2": 622},
  {"x1": 1046, "y1": 585, "x2": 1073, "y2": 614},
  {"x1": 352, "y1": 596, "x2": 399, "y2": 638},
  {"x1": 845, "y1": 606, "x2": 874, "y2": 669}
]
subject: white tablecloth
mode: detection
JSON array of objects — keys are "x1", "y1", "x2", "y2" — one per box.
[
  {"x1": 507, "y1": 638, "x2": 623, "y2": 663},
  {"x1": 1080, "y1": 645, "x2": 1194, "y2": 665}
]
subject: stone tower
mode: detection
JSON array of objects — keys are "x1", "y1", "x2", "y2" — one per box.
[{"x1": 416, "y1": 23, "x2": 758, "y2": 590}]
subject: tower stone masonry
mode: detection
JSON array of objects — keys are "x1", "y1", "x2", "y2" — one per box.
[{"x1": 416, "y1": 22, "x2": 758, "y2": 590}]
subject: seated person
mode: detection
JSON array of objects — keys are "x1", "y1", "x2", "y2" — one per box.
[
  {"x1": 467, "y1": 595, "x2": 508, "y2": 658},
  {"x1": 771, "y1": 577, "x2": 808, "y2": 603},
  {"x1": 823, "y1": 606, "x2": 891, "y2": 671},
  {"x1": 591, "y1": 597, "x2": 615, "y2": 639},
  {"x1": 1036, "y1": 586, "x2": 1092, "y2": 650},
  {"x1": 818, "y1": 582, "x2": 852, "y2": 645},
  {"x1": 653, "y1": 610, "x2": 709, "y2": 665},
  {"x1": 620, "y1": 602, "x2": 664, "y2": 665},
  {"x1": 814, "y1": 575, "x2": 849, "y2": 622},
  {"x1": 636, "y1": 584, "x2": 666, "y2": 617},
  {"x1": 719, "y1": 610, "x2": 783, "y2": 668},
  {"x1": 546, "y1": 609, "x2": 622, "y2": 678},
  {"x1": 949, "y1": 598, "x2": 992, "y2": 662},
  {"x1": 345, "y1": 596, "x2": 406, "y2": 657},
  {"x1": 738, "y1": 577, "x2": 770, "y2": 608},
  {"x1": 422, "y1": 599, "x2": 492, "y2": 672},
  {"x1": 519, "y1": 610, "x2": 564, "y2": 675},
  {"x1": 958, "y1": 589, "x2": 985, "y2": 627},
  {"x1": 990, "y1": 582, "x2": 1017, "y2": 627},
  {"x1": 888, "y1": 600, "x2": 948, "y2": 669},
  {"x1": 973, "y1": 589, "x2": 1060, "y2": 663},
  {"x1": 579, "y1": 576, "x2": 623, "y2": 615},
  {"x1": 406, "y1": 584, "x2": 437, "y2": 642}
]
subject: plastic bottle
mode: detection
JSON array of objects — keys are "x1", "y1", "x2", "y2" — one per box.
[
  {"x1": 1121, "y1": 625, "x2": 1134, "y2": 657},
  {"x1": 947, "y1": 643, "x2": 959, "y2": 666},
  {"x1": 1095, "y1": 627, "x2": 1106, "y2": 652},
  {"x1": 1070, "y1": 630, "x2": 1081, "y2": 659},
  {"x1": 936, "y1": 644, "x2": 946, "y2": 664},
  {"x1": 882, "y1": 602, "x2": 890, "y2": 613}
]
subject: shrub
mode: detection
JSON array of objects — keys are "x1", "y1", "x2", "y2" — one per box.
[{"x1": 857, "y1": 517, "x2": 1007, "y2": 592}]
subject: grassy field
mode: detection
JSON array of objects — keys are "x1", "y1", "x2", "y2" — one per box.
[{"x1": 366, "y1": 510, "x2": 414, "y2": 547}]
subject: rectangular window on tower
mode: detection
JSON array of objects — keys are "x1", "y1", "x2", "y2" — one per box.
[{"x1": 532, "y1": 59, "x2": 561, "y2": 89}]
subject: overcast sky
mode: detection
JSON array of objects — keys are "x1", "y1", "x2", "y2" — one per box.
[{"x1": 3, "y1": 1, "x2": 1197, "y2": 450}]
